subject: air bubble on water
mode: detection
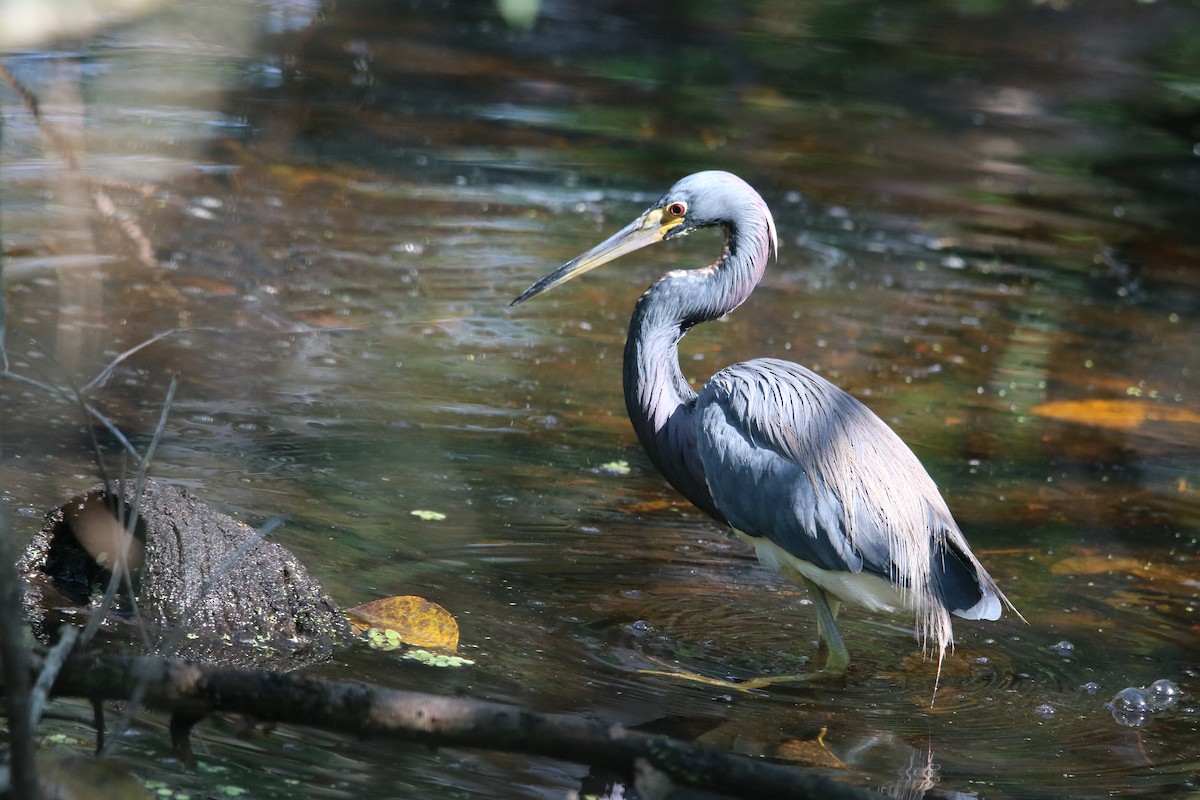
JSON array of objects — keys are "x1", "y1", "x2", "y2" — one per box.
[
  {"x1": 1034, "y1": 703, "x2": 1056, "y2": 719},
  {"x1": 1107, "y1": 686, "x2": 1153, "y2": 727},
  {"x1": 1079, "y1": 681, "x2": 1102, "y2": 695},
  {"x1": 1104, "y1": 679, "x2": 1184, "y2": 726},
  {"x1": 1148, "y1": 679, "x2": 1182, "y2": 710},
  {"x1": 1110, "y1": 708, "x2": 1149, "y2": 728},
  {"x1": 1108, "y1": 687, "x2": 1152, "y2": 713},
  {"x1": 1049, "y1": 640, "x2": 1075, "y2": 657}
]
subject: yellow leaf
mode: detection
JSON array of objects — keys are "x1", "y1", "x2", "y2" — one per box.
[
  {"x1": 346, "y1": 595, "x2": 460, "y2": 651},
  {"x1": 772, "y1": 727, "x2": 847, "y2": 770},
  {"x1": 1031, "y1": 399, "x2": 1200, "y2": 431}
]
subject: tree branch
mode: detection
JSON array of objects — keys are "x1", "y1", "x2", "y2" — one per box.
[{"x1": 37, "y1": 650, "x2": 881, "y2": 800}]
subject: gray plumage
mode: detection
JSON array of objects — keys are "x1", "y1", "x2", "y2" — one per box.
[{"x1": 514, "y1": 170, "x2": 1016, "y2": 683}]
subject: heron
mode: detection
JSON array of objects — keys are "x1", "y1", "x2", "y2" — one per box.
[{"x1": 511, "y1": 170, "x2": 1017, "y2": 687}]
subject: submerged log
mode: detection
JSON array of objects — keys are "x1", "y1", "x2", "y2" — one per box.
[{"x1": 19, "y1": 478, "x2": 350, "y2": 670}]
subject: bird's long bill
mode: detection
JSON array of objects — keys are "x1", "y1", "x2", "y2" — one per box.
[{"x1": 510, "y1": 207, "x2": 677, "y2": 307}]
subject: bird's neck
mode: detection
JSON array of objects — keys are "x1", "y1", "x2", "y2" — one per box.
[{"x1": 621, "y1": 221, "x2": 771, "y2": 521}]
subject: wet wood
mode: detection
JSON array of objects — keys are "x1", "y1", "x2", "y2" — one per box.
[
  {"x1": 37, "y1": 649, "x2": 882, "y2": 800},
  {"x1": 19, "y1": 479, "x2": 351, "y2": 671}
]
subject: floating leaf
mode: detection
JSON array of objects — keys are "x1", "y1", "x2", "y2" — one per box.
[
  {"x1": 1050, "y1": 554, "x2": 1146, "y2": 576},
  {"x1": 1051, "y1": 552, "x2": 1200, "y2": 586},
  {"x1": 268, "y1": 163, "x2": 351, "y2": 191},
  {"x1": 773, "y1": 727, "x2": 848, "y2": 770},
  {"x1": 599, "y1": 460, "x2": 631, "y2": 476},
  {"x1": 403, "y1": 648, "x2": 475, "y2": 668},
  {"x1": 176, "y1": 276, "x2": 239, "y2": 297},
  {"x1": 292, "y1": 310, "x2": 361, "y2": 330},
  {"x1": 365, "y1": 627, "x2": 404, "y2": 651},
  {"x1": 347, "y1": 595, "x2": 460, "y2": 650},
  {"x1": 625, "y1": 499, "x2": 674, "y2": 514},
  {"x1": 410, "y1": 509, "x2": 446, "y2": 521},
  {"x1": 1031, "y1": 399, "x2": 1200, "y2": 431}
]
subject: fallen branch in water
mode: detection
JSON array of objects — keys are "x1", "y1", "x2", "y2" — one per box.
[{"x1": 34, "y1": 650, "x2": 882, "y2": 800}]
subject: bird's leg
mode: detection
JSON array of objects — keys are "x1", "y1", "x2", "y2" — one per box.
[
  {"x1": 637, "y1": 580, "x2": 852, "y2": 691},
  {"x1": 638, "y1": 657, "x2": 770, "y2": 692},
  {"x1": 638, "y1": 656, "x2": 830, "y2": 692},
  {"x1": 804, "y1": 578, "x2": 850, "y2": 675}
]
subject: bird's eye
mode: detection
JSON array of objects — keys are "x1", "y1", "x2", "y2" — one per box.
[{"x1": 666, "y1": 202, "x2": 687, "y2": 218}]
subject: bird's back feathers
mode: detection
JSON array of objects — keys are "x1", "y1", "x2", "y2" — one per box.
[{"x1": 694, "y1": 358, "x2": 1011, "y2": 659}]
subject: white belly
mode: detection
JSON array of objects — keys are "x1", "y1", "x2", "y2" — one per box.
[{"x1": 735, "y1": 531, "x2": 911, "y2": 614}]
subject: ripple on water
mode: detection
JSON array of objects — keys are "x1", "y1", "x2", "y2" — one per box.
[{"x1": 556, "y1": 568, "x2": 1198, "y2": 798}]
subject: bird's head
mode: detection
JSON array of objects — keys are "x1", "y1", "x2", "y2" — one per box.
[{"x1": 510, "y1": 170, "x2": 777, "y2": 307}]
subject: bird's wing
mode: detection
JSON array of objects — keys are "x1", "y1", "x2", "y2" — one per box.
[{"x1": 694, "y1": 358, "x2": 1001, "y2": 619}]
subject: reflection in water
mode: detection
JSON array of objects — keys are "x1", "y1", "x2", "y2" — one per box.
[
  {"x1": 877, "y1": 741, "x2": 940, "y2": 800},
  {"x1": 2, "y1": 1, "x2": 1199, "y2": 798}
]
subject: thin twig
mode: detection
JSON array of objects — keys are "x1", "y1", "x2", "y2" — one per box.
[
  {"x1": 99, "y1": 513, "x2": 286, "y2": 757},
  {"x1": 0, "y1": 60, "x2": 77, "y2": 168},
  {"x1": 80, "y1": 373, "x2": 179, "y2": 650},
  {"x1": 90, "y1": 185, "x2": 158, "y2": 268},
  {"x1": 27, "y1": 627, "x2": 80, "y2": 729},
  {"x1": 1, "y1": 59, "x2": 158, "y2": 265},
  {"x1": 0, "y1": 513, "x2": 40, "y2": 798},
  {"x1": 84, "y1": 329, "x2": 180, "y2": 392},
  {"x1": 0, "y1": 325, "x2": 165, "y2": 464}
]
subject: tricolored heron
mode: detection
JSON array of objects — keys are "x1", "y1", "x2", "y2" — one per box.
[{"x1": 511, "y1": 171, "x2": 1017, "y2": 685}]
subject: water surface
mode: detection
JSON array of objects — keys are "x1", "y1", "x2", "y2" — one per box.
[{"x1": 2, "y1": 1, "x2": 1198, "y2": 797}]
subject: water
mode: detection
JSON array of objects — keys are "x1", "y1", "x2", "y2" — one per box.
[{"x1": 2, "y1": 1, "x2": 1199, "y2": 797}]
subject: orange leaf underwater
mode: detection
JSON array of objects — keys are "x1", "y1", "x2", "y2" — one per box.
[{"x1": 1031, "y1": 399, "x2": 1200, "y2": 431}]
